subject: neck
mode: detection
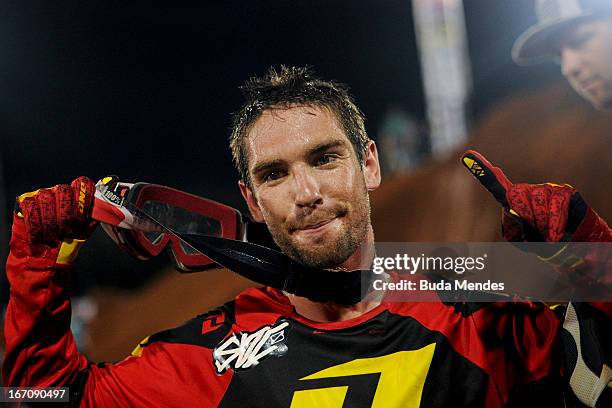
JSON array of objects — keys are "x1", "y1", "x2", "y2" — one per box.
[
  {"x1": 285, "y1": 226, "x2": 382, "y2": 322},
  {"x1": 286, "y1": 292, "x2": 381, "y2": 322}
]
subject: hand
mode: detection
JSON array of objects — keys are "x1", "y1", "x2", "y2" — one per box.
[
  {"x1": 15, "y1": 176, "x2": 98, "y2": 245},
  {"x1": 460, "y1": 150, "x2": 608, "y2": 244}
]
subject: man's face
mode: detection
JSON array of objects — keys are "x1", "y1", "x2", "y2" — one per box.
[
  {"x1": 557, "y1": 17, "x2": 612, "y2": 109},
  {"x1": 239, "y1": 105, "x2": 380, "y2": 269}
]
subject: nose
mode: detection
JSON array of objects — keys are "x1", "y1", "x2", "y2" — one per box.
[
  {"x1": 560, "y1": 47, "x2": 584, "y2": 80},
  {"x1": 292, "y1": 165, "x2": 323, "y2": 209}
]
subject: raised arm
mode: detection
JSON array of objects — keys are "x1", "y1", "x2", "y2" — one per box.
[
  {"x1": 461, "y1": 150, "x2": 611, "y2": 287},
  {"x1": 461, "y1": 150, "x2": 611, "y2": 407},
  {"x1": 2, "y1": 177, "x2": 96, "y2": 389},
  {"x1": 2, "y1": 178, "x2": 231, "y2": 407}
]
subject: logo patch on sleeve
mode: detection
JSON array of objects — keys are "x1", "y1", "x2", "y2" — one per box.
[
  {"x1": 202, "y1": 314, "x2": 226, "y2": 335},
  {"x1": 213, "y1": 319, "x2": 290, "y2": 374}
]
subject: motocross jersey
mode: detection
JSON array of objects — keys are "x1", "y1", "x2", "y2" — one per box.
[
  {"x1": 3, "y1": 213, "x2": 609, "y2": 407},
  {"x1": 3, "y1": 225, "x2": 563, "y2": 407}
]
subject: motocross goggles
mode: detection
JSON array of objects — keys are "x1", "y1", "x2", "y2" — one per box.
[
  {"x1": 93, "y1": 177, "x2": 245, "y2": 272},
  {"x1": 92, "y1": 177, "x2": 370, "y2": 304}
]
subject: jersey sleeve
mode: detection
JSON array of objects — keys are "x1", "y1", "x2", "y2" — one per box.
[
  {"x1": 2, "y1": 214, "x2": 88, "y2": 389},
  {"x1": 2, "y1": 214, "x2": 233, "y2": 407},
  {"x1": 467, "y1": 300, "x2": 564, "y2": 406}
]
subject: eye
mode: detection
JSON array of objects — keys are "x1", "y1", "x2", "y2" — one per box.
[
  {"x1": 315, "y1": 154, "x2": 337, "y2": 166},
  {"x1": 262, "y1": 170, "x2": 285, "y2": 182}
]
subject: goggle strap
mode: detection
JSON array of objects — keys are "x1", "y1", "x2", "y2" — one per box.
[{"x1": 178, "y1": 233, "x2": 371, "y2": 305}]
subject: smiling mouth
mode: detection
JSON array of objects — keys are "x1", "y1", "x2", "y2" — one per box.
[
  {"x1": 292, "y1": 217, "x2": 339, "y2": 235},
  {"x1": 299, "y1": 218, "x2": 334, "y2": 231},
  {"x1": 580, "y1": 78, "x2": 600, "y2": 92}
]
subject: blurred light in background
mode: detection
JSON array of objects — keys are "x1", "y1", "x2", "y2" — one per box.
[
  {"x1": 378, "y1": 107, "x2": 429, "y2": 175},
  {"x1": 412, "y1": 0, "x2": 472, "y2": 157}
]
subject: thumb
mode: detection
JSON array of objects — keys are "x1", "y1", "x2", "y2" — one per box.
[{"x1": 461, "y1": 150, "x2": 514, "y2": 208}]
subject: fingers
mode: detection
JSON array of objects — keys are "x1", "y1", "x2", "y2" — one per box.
[
  {"x1": 461, "y1": 150, "x2": 514, "y2": 208},
  {"x1": 37, "y1": 189, "x2": 59, "y2": 242},
  {"x1": 566, "y1": 192, "x2": 587, "y2": 236},
  {"x1": 70, "y1": 176, "x2": 96, "y2": 223},
  {"x1": 19, "y1": 196, "x2": 44, "y2": 243},
  {"x1": 56, "y1": 184, "x2": 74, "y2": 236},
  {"x1": 15, "y1": 177, "x2": 97, "y2": 244},
  {"x1": 501, "y1": 209, "x2": 525, "y2": 241}
]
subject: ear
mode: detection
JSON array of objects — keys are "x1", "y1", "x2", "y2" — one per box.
[
  {"x1": 362, "y1": 141, "x2": 381, "y2": 191},
  {"x1": 239, "y1": 180, "x2": 264, "y2": 222}
]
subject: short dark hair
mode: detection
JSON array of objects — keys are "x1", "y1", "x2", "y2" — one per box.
[{"x1": 229, "y1": 66, "x2": 370, "y2": 187}]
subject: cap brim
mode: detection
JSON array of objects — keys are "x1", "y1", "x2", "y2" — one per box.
[{"x1": 512, "y1": 13, "x2": 594, "y2": 66}]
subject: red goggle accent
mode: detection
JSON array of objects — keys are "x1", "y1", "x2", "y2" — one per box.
[{"x1": 122, "y1": 183, "x2": 243, "y2": 272}]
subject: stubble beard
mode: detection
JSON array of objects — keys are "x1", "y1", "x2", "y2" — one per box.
[{"x1": 268, "y1": 190, "x2": 371, "y2": 270}]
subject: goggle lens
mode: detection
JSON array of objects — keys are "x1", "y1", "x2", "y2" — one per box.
[
  {"x1": 94, "y1": 179, "x2": 244, "y2": 271},
  {"x1": 141, "y1": 200, "x2": 222, "y2": 237}
]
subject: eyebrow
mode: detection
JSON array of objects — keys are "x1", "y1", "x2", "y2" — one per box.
[
  {"x1": 307, "y1": 138, "x2": 348, "y2": 158},
  {"x1": 250, "y1": 138, "x2": 349, "y2": 177},
  {"x1": 252, "y1": 159, "x2": 284, "y2": 178}
]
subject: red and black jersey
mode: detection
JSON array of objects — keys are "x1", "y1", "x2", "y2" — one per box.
[
  {"x1": 3, "y1": 249, "x2": 564, "y2": 408},
  {"x1": 118, "y1": 286, "x2": 563, "y2": 408},
  {"x1": 3, "y1": 213, "x2": 609, "y2": 407}
]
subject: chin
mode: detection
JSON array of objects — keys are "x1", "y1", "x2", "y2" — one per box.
[
  {"x1": 596, "y1": 95, "x2": 612, "y2": 110},
  {"x1": 289, "y1": 236, "x2": 360, "y2": 269},
  {"x1": 582, "y1": 87, "x2": 612, "y2": 110}
]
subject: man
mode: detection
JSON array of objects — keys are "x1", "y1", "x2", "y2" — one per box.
[
  {"x1": 3, "y1": 66, "x2": 610, "y2": 407},
  {"x1": 512, "y1": 0, "x2": 612, "y2": 109},
  {"x1": 513, "y1": 1, "x2": 612, "y2": 406}
]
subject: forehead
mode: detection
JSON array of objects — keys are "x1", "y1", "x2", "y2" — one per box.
[
  {"x1": 557, "y1": 17, "x2": 612, "y2": 44},
  {"x1": 245, "y1": 105, "x2": 350, "y2": 168}
]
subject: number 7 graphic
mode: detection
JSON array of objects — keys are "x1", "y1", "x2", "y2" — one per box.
[{"x1": 290, "y1": 344, "x2": 436, "y2": 407}]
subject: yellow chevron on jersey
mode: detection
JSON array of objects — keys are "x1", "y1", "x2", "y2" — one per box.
[{"x1": 290, "y1": 344, "x2": 436, "y2": 408}]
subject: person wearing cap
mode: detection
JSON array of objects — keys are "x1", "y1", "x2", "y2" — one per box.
[
  {"x1": 2, "y1": 66, "x2": 611, "y2": 407},
  {"x1": 513, "y1": 1, "x2": 612, "y2": 407},
  {"x1": 513, "y1": 0, "x2": 612, "y2": 109}
]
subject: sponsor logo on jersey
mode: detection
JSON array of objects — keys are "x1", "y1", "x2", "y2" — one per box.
[
  {"x1": 202, "y1": 314, "x2": 226, "y2": 335},
  {"x1": 213, "y1": 320, "x2": 290, "y2": 374}
]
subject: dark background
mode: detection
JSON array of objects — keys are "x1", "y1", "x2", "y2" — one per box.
[{"x1": 0, "y1": 0, "x2": 559, "y2": 299}]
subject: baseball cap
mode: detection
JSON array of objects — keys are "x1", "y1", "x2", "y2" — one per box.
[{"x1": 512, "y1": 0, "x2": 612, "y2": 65}]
